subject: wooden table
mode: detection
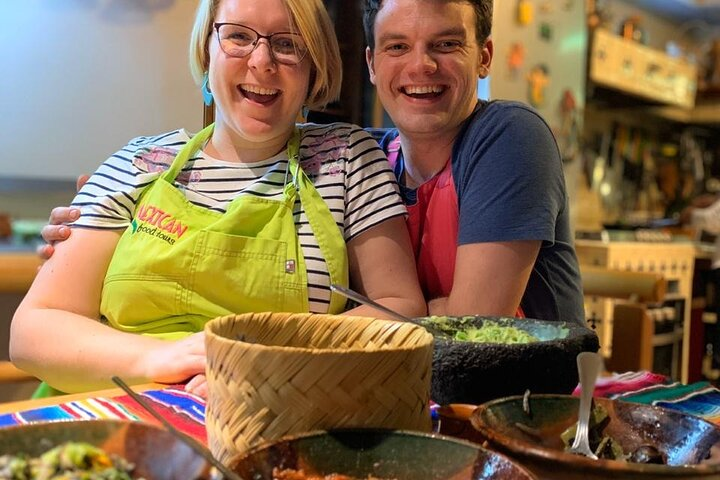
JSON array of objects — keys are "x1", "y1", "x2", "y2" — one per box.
[
  {"x1": 0, "y1": 382, "x2": 163, "y2": 415},
  {"x1": 0, "y1": 252, "x2": 42, "y2": 293}
]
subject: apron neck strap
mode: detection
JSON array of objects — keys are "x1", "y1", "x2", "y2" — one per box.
[
  {"x1": 163, "y1": 124, "x2": 301, "y2": 184},
  {"x1": 285, "y1": 129, "x2": 302, "y2": 190},
  {"x1": 163, "y1": 124, "x2": 215, "y2": 181}
]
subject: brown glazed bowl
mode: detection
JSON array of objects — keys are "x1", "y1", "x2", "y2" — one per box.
[
  {"x1": 436, "y1": 404, "x2": 487, "y2": 445},
  {"x1": 418, "y1": 316, "x2": 599, "y2": 405},
  {"x1": 230, "y1": 428, "x2": 537, "y2": 479},
  {"x1": 0, "y1": 420, "x2": 210, "y2": 479},
  {"x1": 471, "y1": 394, "x2": 720, "y2": 479}
]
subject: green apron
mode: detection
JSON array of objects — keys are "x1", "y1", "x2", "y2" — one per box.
[{"x1": 35, "y1": 124, "x2": 348, "y2": 397}]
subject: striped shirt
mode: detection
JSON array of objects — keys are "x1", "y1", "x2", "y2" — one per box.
[{"x1": 70, "y1": 122, "x2": 406, "y2": 312}]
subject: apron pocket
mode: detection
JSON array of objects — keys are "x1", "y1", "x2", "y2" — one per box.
[
  {"x1": 188, "y1": 230, "x2": 291, "y2": 314},
  {"x1": 101, "y1": 274, "x2": 207, "y2": 334}
]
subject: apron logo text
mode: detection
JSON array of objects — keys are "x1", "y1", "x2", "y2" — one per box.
[
  {"x1": 132, "y1": 204, "x2": 189, "y2": 245},
  {"x1": 134, "y1": 223, "x2": 177, "y2": 245}
]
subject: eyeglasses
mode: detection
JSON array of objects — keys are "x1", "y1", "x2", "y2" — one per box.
[{"x1": 214, "y1": 22, "x2": 308, "y2": 65}]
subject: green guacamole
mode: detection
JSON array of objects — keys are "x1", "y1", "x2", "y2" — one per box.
[{"x1": 422, "y1": 316, "x2": 539, "y2": 344}]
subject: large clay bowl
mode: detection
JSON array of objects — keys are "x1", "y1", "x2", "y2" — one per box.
[
  {"x1": 0, "y1": 420, "x2": 210, "y2": 479},
  {"x1": 230, "y1": 428, "x2": 537, "y2": 479},
  {"x1": 418, "y1": 316, "x2": 599, "y2": 405},
  {"x1": 471, "y1": 394, "x2": 720, "y2": 479}
]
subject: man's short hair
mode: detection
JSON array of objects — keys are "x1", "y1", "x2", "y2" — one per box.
[{"x1": 362, "y1": 0, "x2": 493, "y2": 51}]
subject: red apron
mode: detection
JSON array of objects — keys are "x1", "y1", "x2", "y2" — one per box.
[
  {"x1": 387, "y1": 137, "x2": 524, "y2": 317},
  {"x1": 387, "y1": 138, "x2": 458, "y2": 300}
]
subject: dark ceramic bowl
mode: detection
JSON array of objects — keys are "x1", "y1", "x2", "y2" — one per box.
[
  {"x1": 471, "y1": 394, "x2": 720, "y2": 479},
  {"x1": 230, "y1": 428, "x2": 537, "y2": 479},
  {"x1": 0, "y1": 420, "x2": 210, "y2": 479},
  {"x1": 418, "y1": 316, "x2": 599, "y2": 405}
]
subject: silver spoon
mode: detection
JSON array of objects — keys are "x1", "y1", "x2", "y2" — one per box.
[
  {"x1": 329, "y1": 284, "x2": 450, "y2": 338},
  {"x1": 568, "y1": 352, "x2": 603, "y2": 459},
  {"x1": 111, "y1": 376, "x2": 244, "y2": 480},
  {"x1": 330, "y1": 284, "x2": 414, "y2": 322}
]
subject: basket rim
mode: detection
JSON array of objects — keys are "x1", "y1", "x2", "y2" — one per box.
[{"x1": 204, "y1": 312, "x2": 434, "y2": 354}]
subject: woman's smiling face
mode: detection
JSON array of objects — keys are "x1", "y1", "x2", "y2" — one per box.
[{"x1": 208, "y1": 0, "x2": 311, "y2": 145}]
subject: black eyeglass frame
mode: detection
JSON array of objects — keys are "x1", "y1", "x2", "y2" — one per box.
[{"x1": 213, "y1": 22, "x2": 308, "y2": 65}]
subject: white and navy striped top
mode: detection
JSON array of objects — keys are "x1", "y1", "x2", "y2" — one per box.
[{"x1": 70, "y1": 122, "x2": 406, "y2": 313}]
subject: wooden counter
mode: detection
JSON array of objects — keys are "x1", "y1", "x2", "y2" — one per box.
[{"x1": 0, "y1": 252, "x2": 41, "y2": 293}]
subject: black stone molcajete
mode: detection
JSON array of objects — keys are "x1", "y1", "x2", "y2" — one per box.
[{"x1": 423, "y1": 316, "x2": 600, "y2": 406}]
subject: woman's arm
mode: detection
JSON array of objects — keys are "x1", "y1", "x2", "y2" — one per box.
[
  {"x1": 11, "y1": 228, "x2": 205, "y2": 393},
  {"x1": 345, "y1": 216, "x2": 426, "y2": 319}
]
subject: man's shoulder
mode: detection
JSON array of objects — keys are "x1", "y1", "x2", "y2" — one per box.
[
  {"x1": 456, "y1": 100, "x2": 556, "y2": 157},
  {"x1": 469, "y1": 100, "x2": 548, "y2": 129}
]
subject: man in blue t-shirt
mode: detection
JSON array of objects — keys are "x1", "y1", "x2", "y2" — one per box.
[{"x1": 362, "y1": 0, "x2": 585, "y2": 325}]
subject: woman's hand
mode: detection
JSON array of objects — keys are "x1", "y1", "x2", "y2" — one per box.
[
  {"x1": 140, "y1": 331, "x2": 207, "y2": 386},
  {"x1": 185, "y1": 374, "x2": 209, "y2": 398}
]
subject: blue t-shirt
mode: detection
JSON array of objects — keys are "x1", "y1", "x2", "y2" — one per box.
[{"x1": 375, "y1": 100, "x2": 585, "y2": 325}]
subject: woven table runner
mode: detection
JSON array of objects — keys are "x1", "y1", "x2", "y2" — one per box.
[
  {"x1": 3, "y1": 372, "x2": 720, "y2": 443},
  {"x1": 0, "y1": 387, "x2": 207, "y2": 443},
  {"x1": 573, "y1": 370, "x2": 720, "y2": 426}
]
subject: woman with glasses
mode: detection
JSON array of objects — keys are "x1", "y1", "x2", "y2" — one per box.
[{"x1": 10, "y1": 0, "x2": 425, "y2": 397}]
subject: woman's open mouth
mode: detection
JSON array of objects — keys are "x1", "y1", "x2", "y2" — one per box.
[{"x1": 239, "y1": 84, "x2": 280, "y2": 105}]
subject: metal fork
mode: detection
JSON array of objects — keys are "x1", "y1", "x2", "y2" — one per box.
[{"x1": 568, "y1": 351, "x2": 603, "y2": 459}]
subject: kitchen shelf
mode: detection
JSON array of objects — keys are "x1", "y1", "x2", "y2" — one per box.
[
  {"x1": 589, "y1": 28, "x2": 698, "y2": 108},
  {"x1": 644, "y1": 98, "x2": 720, "y2": 125},
  {"x1": 583, "y1": 95, "x2": 720, "y2": 129}
]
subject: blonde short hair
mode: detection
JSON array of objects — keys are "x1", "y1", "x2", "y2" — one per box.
[{"x1": 189, "y1": 0, "x2": 342, "y2": 110}]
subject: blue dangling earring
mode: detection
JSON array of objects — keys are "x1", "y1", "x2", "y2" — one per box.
[
  {"x1": 202, "y1": 72, "x2": 213, "y2": 106},
  {"x1": 301, "y1": 105, "x2": 309, "y2": 120}
]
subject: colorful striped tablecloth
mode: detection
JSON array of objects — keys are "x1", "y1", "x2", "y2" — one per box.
[
  {"x1": 2, "y1": 371, "x2": 720, "y2": 444},
  {"x1": 0, "y1": 386, "x2": 207, "y2": 443},
  {"x1": 573, "y1": 370, "x2": 720, "y2": 426}
]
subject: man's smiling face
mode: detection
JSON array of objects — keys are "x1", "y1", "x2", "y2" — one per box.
[{"x1": 366, "y1": 0, "x2": 492, "y2": 142}]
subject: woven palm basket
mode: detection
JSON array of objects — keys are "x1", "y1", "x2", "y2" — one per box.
[{"x1": 204, "y1": 312, "x2": 433, "y2": 464}]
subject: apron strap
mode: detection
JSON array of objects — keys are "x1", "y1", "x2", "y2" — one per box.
[
  {"x1": 163, "y1": 124, "x2": 215, "y2": 182},
  {"x1": 386, "y1": 136, "x2": 402, "y2": 169},
  {"x1": 295, "y1": 171, "x2": 349, "y2": 313},
  {"x1": 289, "y1": 130, "x2": 349, "y2": 314}
]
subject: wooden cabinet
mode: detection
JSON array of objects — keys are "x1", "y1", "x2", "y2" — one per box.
[{"x1": 576, "y1": 240, "x2": 695, "y2": 382}]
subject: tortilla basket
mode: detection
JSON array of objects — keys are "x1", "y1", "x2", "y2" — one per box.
[{"x1": 204, "y1": 312, "x2": 434, "y2": 464}]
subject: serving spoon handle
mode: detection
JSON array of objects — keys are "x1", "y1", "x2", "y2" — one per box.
[{"x1": 568, "y1": 352, "x2": 603, "y2": 459}]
